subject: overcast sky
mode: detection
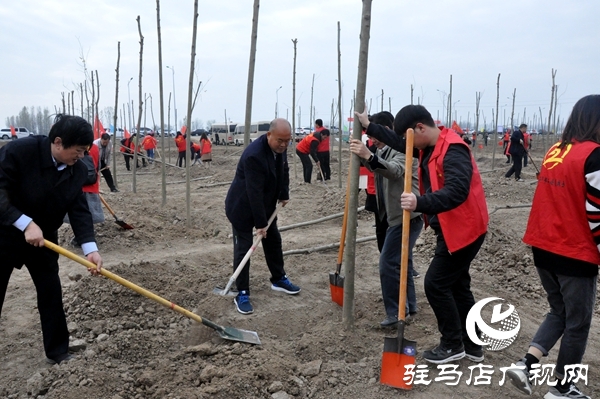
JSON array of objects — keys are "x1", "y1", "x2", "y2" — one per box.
[{"x1": 1, "y1": 0, "x2": 599, "y2": 132}]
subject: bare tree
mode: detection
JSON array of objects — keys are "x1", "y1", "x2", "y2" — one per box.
[
  {"x1": 184, "y1": 0, "x2": 200, "y2": 227},
  {"x1": 133, "y1": 15, "x2": 145, "y2": 194},
  {"x1": 156, "y1": 0, "x2": 171, "y2": 207},
  {"x1": 546, "y1": 69, "x2": 557, "y2": 150},
  {"x1": 112, "y1": 42, "x2": 121, "y2": 188},
  {"x1": 510, "y1": 88, "x2": 516, "y2": 132},
  {"x1": 448, "y1": 75, "x2": 453, "y2": 126},
  {"x1": 337, "y1": 21, "x2": 343, "y2": 188},
  {"x1": 243, "y1": 0, "x2": 260, "y2": 148},
  {"x1": 343, "y1": 0, "x2": 372, "y2": 329},
  {"x1": 291, "y1": 38, "x2": 298, "y2": 179},
  {"x1": 309, "y1": 73, "x2": 315, "y2": 130},
  {"x1": 475, "y1": 91, "x2": 481, "y2": 145},
  {"x1": 167, "y1": 92, "x2": 172, "y2": 164},
  {"x1": 95, "y1": 70, "x2": 100, "y2": 135},
  {"x1": 492, "y1": 73, "x2": 500, "y2": 169},
  {"x1": 61, "y1": 92, "x2": 66, "y2": 114}
]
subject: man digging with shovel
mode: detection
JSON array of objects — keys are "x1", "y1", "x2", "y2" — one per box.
[
  {"x1": 225, "y1": 118, "x2": 300, "y2": 315},
  {"x1": 360, "y1": 104, "x2": 488, "y2": 364}
]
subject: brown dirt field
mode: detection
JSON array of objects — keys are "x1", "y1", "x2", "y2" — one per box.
[{"x1": 1, "y1": 138, "x2": 599, "y2": 399}]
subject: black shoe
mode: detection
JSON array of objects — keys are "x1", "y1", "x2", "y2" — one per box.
[
  {"x1": 464, "y1": 344, "x2": 484, "y2": 362},
  {"x1": 380, "y1": 315, "x2": 398, "y2": 327},
  {"x1": 422, "y1": 343, "x2": 465, "y2": 364},
  {"x1": 46, "y1": 353, "x2": 74, "y2": 365},
  {"x1": 110, "y1": 188, "x2": 119, "y2": 192}
]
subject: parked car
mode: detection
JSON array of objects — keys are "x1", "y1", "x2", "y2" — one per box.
[
  {"x1": 191, "y1": 128, "x2": 209, "y2": 136},
  {"x1": 0, "y1": 127, "x2": 33, "y2": 140},
  {"x1": 135, "y1": 127, "x2": 154, "y2": 135}
]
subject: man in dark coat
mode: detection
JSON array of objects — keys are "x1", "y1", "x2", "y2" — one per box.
[
  {"x1": 505, "y1": 124, "x2": 527, "y2": 181},
  {"x1": 225, "y1": 118, "x2": 300, "y2": 314},
  {"x1": 0, "y1": 114, "x2": 103, "y2": 365}
]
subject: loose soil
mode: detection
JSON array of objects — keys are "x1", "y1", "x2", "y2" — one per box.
[{"x1": 1, "y1": 139, "x2": 599, "y2": 399}]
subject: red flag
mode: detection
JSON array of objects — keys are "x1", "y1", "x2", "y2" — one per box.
[
  {"x1": 124, "y1": 128, "x2": 131, "y2": 139},
  {"x1": 10, "y1": 126, "x2": 16, "y2": 138},
  {"x1": 451, "y1": 121, "x2": 464, "y2": 134},
  {"x1": 93, "y1": 116, "x2": 105, "y2": 140},
  {"x1": 180, "y1": 125, "x2": 187, "y2": 135}
]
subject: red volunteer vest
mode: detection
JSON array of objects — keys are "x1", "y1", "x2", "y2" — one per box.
[
  {"x1": 201, "y1": 138, "x2": 212, "y2": 155},
  {"x1": 296, "y1": 134, "x2": 318, "y2": 154},
  {"x1": 421, "y1": 128, "x2": 488, "y2": 252},
  {"x1": 523, "y1": 140, "x2": 600, "y2": 265}
]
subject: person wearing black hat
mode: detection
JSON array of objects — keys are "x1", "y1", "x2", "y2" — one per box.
[{"x1": 505, "y1": 124, "x2": 527, "y2": 181}]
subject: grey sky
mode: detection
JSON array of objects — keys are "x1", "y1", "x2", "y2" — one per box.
[{"x1": 1, "y1": 0, "x2": 599, "y2": 132}]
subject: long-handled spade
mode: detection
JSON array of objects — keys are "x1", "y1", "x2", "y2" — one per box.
[
  {"x1": 44, "y1": 240, "x2": 261, "y2": 345},
  {"x1": 99, "y1": 194, "x2": 134, "y2": 230},
  {"x1": 329, "y1": 165, "x2": 352, "y2": 306},
  {"x1": 527, "y1": 151, "x2": 541, "y2": 180},
  {"x1": 213, "y1": 203, "x2": 283, "y2": 297},
  {"x1": 380, "y1": 128, "x2": 417, "y2": 389}
]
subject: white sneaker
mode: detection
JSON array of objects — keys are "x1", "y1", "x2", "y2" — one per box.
[{"x1": 506, "y1": 361, "x2": 532, "y2": 395}]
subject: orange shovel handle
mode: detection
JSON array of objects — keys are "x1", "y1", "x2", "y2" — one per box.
[{"x1": 398, "y1": 128, "x2": 414, "y2": 322}]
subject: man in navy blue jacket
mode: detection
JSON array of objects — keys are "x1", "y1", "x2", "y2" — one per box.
[
  {"x1": 225, "y1": 118, "x2": 300, "y2": 314},
  {"x1": 0, "y1": 114, "x2": 103, "y2": 365}
]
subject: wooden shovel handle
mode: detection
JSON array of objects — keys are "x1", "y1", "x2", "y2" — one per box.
[
  {"x1": 398, "y1": 128, "x2": 414, "y2": 322},
  {"x1": 99, "y1": 194, "x2": 117, "y2": 218},
  {"x1": 336, "y1": 162, "x2": 353, "y2": 267}
]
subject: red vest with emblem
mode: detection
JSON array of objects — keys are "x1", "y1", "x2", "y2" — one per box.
[
  {"x1": 316, "y1": 127, "x2": 329, "y2": 152},
  {"x1": 296, "y1": 133, "x2": 319, "y2": 154},
  {"x1": 421, "y1": 128, "x2": 488, "y2": 252},
  {"x1": 523, "y1": 140, "x2": 600, "y2": 265}
]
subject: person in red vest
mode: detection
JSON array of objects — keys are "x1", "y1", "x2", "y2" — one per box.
[
  {"x1": 314, "y1": 119, "x2": 330, "y2": 180},
  {"x1": 358, "y1": 104, "x2": 488, "y2": 365},
  {"x1": 503, "y1": 130, "x2": 511, "y2": 163},
  {"x1": 120, "y1": 134, "x2": 137, "y2": 171},
  {"x1": 191, "y1": 141, "x2": 202, "y2": 165},
  {"x1": 174, "y1": 131, "x2": 187, "y2": 167},
  {"x1": 199, "y1": 132, "x2": 212, "y2": 168},
  {"x1": 10, "y1": 126, "x2": 17, "y2": 140},
  {"x1": 141, "y1": 132, "x2": 157, "y2": 164},
  {"x1": 504, "y1": 95, "x2": 600, "y2": 399},
  {"x1": 295, "y1": 130, "x2": 322, "y2": 183}
]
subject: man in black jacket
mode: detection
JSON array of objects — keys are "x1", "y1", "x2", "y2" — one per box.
[
  {"x1": 505, "y1": 124, "x2": 527, "y2": 181},
  {"x1": 225, "y1": 118, "x2": 300, "y2": 315},
  {"x1": 0, "y1": 114, "x2": 103, "y2": 365}
]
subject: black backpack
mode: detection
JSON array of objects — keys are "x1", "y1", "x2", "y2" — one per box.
[{"x1": 81, "y1": 151, "x2": 98, "y2": 186}]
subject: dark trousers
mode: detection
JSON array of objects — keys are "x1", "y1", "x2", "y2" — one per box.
[
  {"x1": 177, "y1": 151, "x2": 186, "y2": 167},
  {"x1": 505, "y1": 153, "x2": 523, "y2": 179},
  {"x1": 380, "y1": 218, "x2": 423, "y2": 317},
  {"x1": 317, "y1": 151, "x2": 330, "y2": 180},
  {"x1": 375, "y1": 214, "x2": 388, "y2": 253},
  {"x1": 99, "y1": 160, "x2": 116, "y2": 190},
  {"x1": 123, "y1": 153, "x2": 133, "y2": 170},
  {"x1": 296, "y1": 150, "x2": 313, "y2": 183},
  {"x1": 424, "y1": 233, "x2": 485, "y2": 349},
  {"x1": 531, "y1": 267, "x2": 596, "y2": 378},
  {"x1": 232, "y1": 223, "x2": 286, "y2": 293},
  {"x1": 0, "y1": 241, "x2": 69, "y2": 361},
  {"x1": 523, "y1": 150, "x2": 528, "y2": 167}
]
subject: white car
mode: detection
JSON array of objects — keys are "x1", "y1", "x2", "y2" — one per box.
[{"x1": 0, "y1": 127, "x2": 33, "y2": 140}]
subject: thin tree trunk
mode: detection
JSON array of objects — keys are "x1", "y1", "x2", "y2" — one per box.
[
  {"x1": 113, "y1": 42, "x2": 121, "y2": 189},
  {"x1": 343, "y1": 0, "x2": 372, "y2": 330},
  {"x1": 475, "y1": 92, "x2": 481, "y2": 145},
  {"x1": 156, "y1": 0, "x2": 167, "y2": 206},
  {"x1": 492, "y1": 73, "x2": 500, "y2": 169},
  {"x1": 133, "y1": 15, "x2": 145, "y2": 194},
  {"x1": 167, "y1": 92, "x2": 172, "y2": 164},
  {"x1": 71, "y1": 90, "x2": 75, "y2": 115},
  {"x1": 381, "y1": 89, "x2": 383, "y2": 111},
  {"x1": 546, "y1": 69, "x2": 557, "y2": 150},
  {"x1": 291, "y1": 38, "x2": 298, "y2": 179},
  {"x1": 91, "y1": 72, "x2": 95, "y2": 125},
  {"x1": 448, "y1": 75, "x2": 452, "y2": 127},
  {"x1": 184, "y1": 0, "x2": 199, "y2": 227},
  {"x1": 510, "y1": 88, "x2": 516, "y2": 132},
  {"x1": 95, "y1": 70, "x2": 100, "y2": 135},
  {"x1": 336, "y1": 21, "x2": 343, "y2": 188},
  {"x1": 61, "y1": 92, "x2": 66, "y2": 114},
  {"x1": 80, "y1": 83, "x2": 84, "y2": 118},
  {"x1": 330, "y1": 99, "x2": 334, "y2": 152},
  {"x1": 309, "y1": 73, "x2": 315, "y2": 130},
  {"x1": 243, "y1": 0, "x2": 260, "y2": 148}
]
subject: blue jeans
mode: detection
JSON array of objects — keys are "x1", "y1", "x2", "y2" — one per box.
[
  {"x1": 379, "y1": 217, "x2": 423, "y2": 318},
  {"x1": 531, "y1": 267, "x2": 597, "y2": 377},
  {"x1": 146, "y1": 149, "x2": 154, "y2": 163}
]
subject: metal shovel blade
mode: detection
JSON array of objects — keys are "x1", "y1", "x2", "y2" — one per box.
[
  {"x1": 216, "y1": 326, "x2": 261, "y2": 345},
  {"x1": 329, "y1": 272, "x2": 344, "y2": 306},
  {"x1": 212, "y1": 285, "x2": 238, "y2": 297},
  {"x1": 115, "y1": 219, "x2": 134, "y2": 230},
  {"x1": 380, "y1": 321, "x2": 416, "y2": 389}
]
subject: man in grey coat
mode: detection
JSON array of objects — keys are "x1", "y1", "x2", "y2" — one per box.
[{"x1": 349, "y1": 111, "x2": 423, "y2": 327}]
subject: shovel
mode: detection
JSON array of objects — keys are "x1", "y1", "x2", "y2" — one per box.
[
  {"x1": 43, "y1": 239, "x2": 261, "y2": 345},
  {"x1": 329, "y1": 165, "x2": 352, "y2": 306},
  {"x1": 99, "y1": 194, "x2": 134, "y2": 230},
  {"x1": 213, "y1": 203, "x2": 283, "y2": 297},
  {"x1": 527, "y1": 151, "x2": 540, "y2": 180},
  {"x1": 380, "y1": 128, "x2": 417, "y2": 389}
]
